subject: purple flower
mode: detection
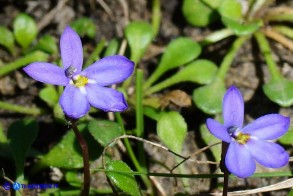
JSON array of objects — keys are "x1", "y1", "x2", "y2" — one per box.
[
  {"x1": 206, "y1": 86, "x2": 290, "y2": 178},
  {"x1": 23, "y1": 26, "x2": 134, "y2": 119}
]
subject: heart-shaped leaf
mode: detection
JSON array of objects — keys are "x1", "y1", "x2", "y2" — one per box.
[
  {"x1": 8, "y1": 118, "x2": 38, "y2": 179},
  {"x1": 192, "y1": 78, "x2": 226, "y2": 114},
  {"x1": 146, "y1": 59, "x2": 218, "y2": 95},
  {"x1": 182, "y1": 0, "x2": 220, "y2": 27},
  {"x1": 218, "y1": 0, "x2": 242, "y2": 21},
  {"x1": 125, "y1": 21, "x2": 153, "y2": 63},
  {"x1": 106, "y1": 160, "x2": 140, "y2": 196},
  {"x1": 13, "y1": 13, "x2": 38, "y2": 49},
  {"x1": 0, "y1": 26, "x2": 15, "y2": 54},
  {"x1": 71, "y1": 17, "x2": 96, "y2": 39},
  {"x1": 37, "y1": 34, "x2": 58, "y2": 54},
  {"x1": 39, "y1": 85, "x2": 59, "y2": 107},
  {"x1": 263, "y1": 79, "x2": 293, "y2": 107},
  {"x1": 222, "y1": 17, "x2": 262, "y2": 36},
  {"x1": 88, "y1": 120, "x2": 122, "y2": 147},
  {"x1": 157, "y1": 111, "x2": 187, "y2": 153},
  {"x1": 145, "y1": 37, "x2": 201, "y2": 89}
]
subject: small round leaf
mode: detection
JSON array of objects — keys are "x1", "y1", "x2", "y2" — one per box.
[
  {"x1": 263, "y1": 79, "x2": 293, "y2": 107},
  {"x1": 106, "y1": 160, "x2": 140, "y2": 196},
  {"x1": 71, "y1": 17, "x2": 96, "y2": 39},
  {"x1": 88, "y1": 120, "x2": 122, "y2": 147},
  {"x1": 125, "y1": 21, "x2": 153, "y2": 63},
  {"x1": 182, "y1": 0, "x2": 219, "y2": 27},
  {"x1": 192, "y1": 78, "x2": 226, "y2": 114},
  {"x1": 13, "y1": 13, "x2": 38, "y2": 48},
  {"x1": 0, "y1": 26, "x2": 15, "y2": 54},
  {"x1": 157, "y1": 111, "x2": 187, "y2": 153}
]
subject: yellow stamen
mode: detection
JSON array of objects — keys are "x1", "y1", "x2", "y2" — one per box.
[
  {"x1": 235, "y1": 132, "x2": 250, "y2": 144},
  {"x1": 72, "y1": 75, "x2": 88, "y2": 87}
]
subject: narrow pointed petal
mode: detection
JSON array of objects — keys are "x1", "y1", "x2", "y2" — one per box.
[
  {"x1": 82, "y1": 55, "x2": 134, "y2": 86},
  {"x1": 86, "y1": 84, "x2": 128, "y2": 112},
  {"x1": 206, "y1": 118, "x2": 231, "y2": 143},
  {"x1": 59, "y1": 85, "x2": 90, "y2": 119},
  {"x1": 225, "y1": 141, "x2": 255, "y2": 178},
  {"x1": 23, "y1": 62, "x2": 69, "y2": 86},
  {"x1": 242, "y1": 114, "x2": 290, "y2": 140},
  {"x1": 60, "y1": 26, "x2": 83, "y2": 72},
  {"x1": 223, "y1": 86, "x2": 244, "y2": 128},
  {"x1": 247, "y1": 139, "x2": 289, "y2": 168}
]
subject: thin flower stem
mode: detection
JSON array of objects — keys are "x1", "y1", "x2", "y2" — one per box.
[
  {"x1": 0, "y1": 101, "x2": 43, "y2": 116},
  {"x1": 216, "y1": 36, "x2": 248, "y2": 80},
  {"x1": 114, "y1": 113, "x2": 153, "y2": 192},
  {"x1": 254, "y1": 31, "x2": 283, "y2": 81},
  {"x1": 221, "y1": 142, "x2": 229, "y2": 196},
  {"x1": 0, "y1": 51, "x2": 48, "y2": 78},
  {"x1": 69, "y1": 118, "x2": 90, "y2": 196}
]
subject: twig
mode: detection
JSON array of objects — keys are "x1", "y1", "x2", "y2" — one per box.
[{"x1": 96, "y1": 0, "x2": 115, "y2": 20}]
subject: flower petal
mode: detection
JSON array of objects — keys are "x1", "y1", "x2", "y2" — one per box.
[
  {"x1": 247, "y1": 139, "x2": 289, "y2": 168},
  {"x1": 60, "y1": 26, "x2": 83, "y2": 72},
  {"x1": 206, "y1": 118, "x2": 231, "y2": 143},
  {"x1": 23, "y1": 62, "x2": 69, "y2": 86},
  {"x1": 81, "y1": 55, "x2": 134, "y2": 86},
  {"x1": 225, "y1": 141, "x2": 255, "y2": 178},
  {"x1": 223, "y1": 86, "x2": 244, "y2": 128},
  {"x1": 86, "y1": 84, "x2": 128, "y2": 112},
  {"x1": 242, "y1": 114, "x2": 290, "y2": 140},
  {"x1": 59, "y1": 85, "x2": 90, "y2": 119}
]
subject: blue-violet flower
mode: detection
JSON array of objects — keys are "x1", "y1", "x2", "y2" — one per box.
[
  {"x1": 23, "y1": 26, "x2": 134, "y2": 119},
  {"x1": 206, "y1": 85, "x2": 290, "y2": 178}
]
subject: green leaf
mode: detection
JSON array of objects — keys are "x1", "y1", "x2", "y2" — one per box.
[
  {"x1": 182, "y1": 0, "x2": 219, "y2": 27},
  {"x1": 37, "y1": 34, "x2": 58, "y2": 54},
  {"x1": 104, "y1": 39, "x2": 119, "y2": 56},
  {"x1": 222, "y1": 17, "x2": 262, "y2": 36},
  {"x1": 125, "y1": 21, "x2": 153, "y2": 63},
  {"x1": 218, "y1": 0, "x2": 242, "y2": 21},
  {"x1": 7, "y1": 118, "x2": 38, "y2": 178},
  {"x1": 0, "y1": 26, "x2": 15, "y2": 54},
  {"x1": 192, "y1": 78, "x2": 226, "y2": 114},
  {"x1": 65, "y1": 170, "x2": 82, "y2": 188},
  {"x1": 38, "y1": 124, "x2": 102, "y2": 169},
  {"x1": 145, "y1": 37, "x2": 201, "y2": 89},
  {"x1": 71, "y1": 17, "x2": 96, "y2": 39},
  {"x1": 199, "y1": 120, "x2": 221, "y2": 162},
  {"x1": 88, "y1": 120, "x2": 122, "y2": 147},
  {"x1": 13, "y1": 13, "x2": 38, "y2": 48},
  {"x1": 39, "y1": 85, "x2": 59, "y2": 107},
  {"x1": 157, "y1": 111, "x2": 187, "y2": 153},
  {"x1": 0, "y1": 122, "x2": 7, "y2": 143},
  {"x1": 263, "y1": 79, "x2": 293, "y2": 107},
  {"x1": 279, "y1": 126, "x2": 293, "y2": 145},
  {"x1": 106, "y1": 160, "x2": 140, "y2": 196}
]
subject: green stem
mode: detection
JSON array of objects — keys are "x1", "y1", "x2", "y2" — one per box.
[
  {"x1": 216, "y1": 36, "x2": 248, "y2": 80},
  {"x1": 0, "y1": 51, "x2": 48, "y2": 78},
  {"x1": 254, "y1": 31, "x2": 282, "y2": 80},
  {"x1": 272, "y1": 25, "x2": 293, "y2": 39},
  {"x1": 200, "y1": 28, "x2": 234, "y2": 46},
  {"x1": 143, "y1": 65, "x2": 164, "y2": 90},
  {"x1": 145, "y1": 75, "x2": 177, "y2": 95},
  {"x1": 115, "y1": 113, "x2": 152, "y2": 192},
  {"x1": 151, "y1": 0, "x2": 161, "y2": 38},
  {"x1": 136, "y1": 69, "x2": 144, "y2": 137},
  {"x1": 0, "y1": 101, "x2": 43, "y2": 115},
  {"x1": 84, "y1": 39, "x2": 106, "y2": 68}
]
